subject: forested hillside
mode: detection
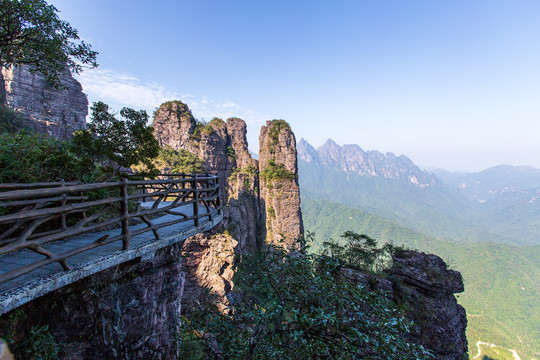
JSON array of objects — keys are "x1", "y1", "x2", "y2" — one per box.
[{"x1": 302, "y1": 197, "x2": 540, "y2": 359}]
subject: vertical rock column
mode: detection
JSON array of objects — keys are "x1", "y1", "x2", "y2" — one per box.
[{"x1": 259, "y1": 120, "x2": 304, "y2": 250}]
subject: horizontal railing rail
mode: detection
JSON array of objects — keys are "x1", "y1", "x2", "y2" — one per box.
[{"x1": 0, "y1": 174, "x2": 221, "y2": 286}]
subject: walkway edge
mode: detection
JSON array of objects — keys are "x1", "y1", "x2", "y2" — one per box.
[{"x1": 0, "y1": 214, "x2": 223, "y2": 316}]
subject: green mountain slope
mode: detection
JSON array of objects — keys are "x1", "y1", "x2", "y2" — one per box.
[
  {"x1": 299, "y1": 160, "x2": 521, "y2": 245},
  {"x1": 302, "y1": 197, "x2": 540, "y2": 359}
]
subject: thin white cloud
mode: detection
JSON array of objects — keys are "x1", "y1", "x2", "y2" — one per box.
[{"x1": 76, "y1": 68, "x2": 265, "y2": 127}]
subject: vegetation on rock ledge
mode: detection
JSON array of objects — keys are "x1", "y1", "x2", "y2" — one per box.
[
  {"x1": 261, "y1": 158, "x2": 295, "y2": 183},
  {"x1": 180, "y1": 241, "x2": 433, "y2": 360}
]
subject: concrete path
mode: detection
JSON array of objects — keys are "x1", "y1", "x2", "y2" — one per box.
[{"x1": 0, "y1": 203, "x2": 222, "y2": 315}]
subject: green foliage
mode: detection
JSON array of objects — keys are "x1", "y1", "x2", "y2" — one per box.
[
  {"x1": 189, "y1": 118, "x2": 220, "y2": 142},
  {"x1": 261, "y1": 158, "x2": 295, "y2": 183},
  {"x1": 181, "y1": 247, "x2": 433, "y2": 359},
  {"x1": 0, "y1": 0, "x2": 98, "y2": 86},
  {"x1": 72, "y1": 101, "x2": 160, "y2": 176},
  {"x1": 301, "y1": 197, "x2": 540, "y2": 359},
  {"x1": 209, "y1": 117, "x2": 225, "y2": 127},
  {"x1": 0, "y1": 104, "x2": 27, "y2": 133},
  {"x1": 1, "y1": 311, "x2": 62, "y2": 360},
  {"x1": 226, "y1": 145, "x2": 235, "y2": 160},
  {"x1": 20, "y1": 325, "x2": 63, "y2": 360},
  {"x1": 154, "y1": 145, "x2": 206, "y2": 174},
  {"x1": 228, "y1": 164, "x2": 258, "y2": 186},
  {"x1": 267, "y1": 206, "x2": 275, "y2": 217},
  {"x1": 322, "y1": 231, "x2": 406, "y2": 273},
  {"x1": 267, "y1": 119, "x2": 290, "y2": 146},
  {"x1": 0, "y1": 131, "x2": 103, "y2": 183}
]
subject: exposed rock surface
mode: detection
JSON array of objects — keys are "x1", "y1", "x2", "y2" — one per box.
[
  {"x1": 0, "y1": 65, "x2": 88, "y2": 140},
  {"x1": 180, "y1": 233, "x2": 237, "y2": 312},
  {"x1": 0, "y1": 244, "x2": 185, "y2": 359},
  {"x1": 0, "y1": 340, "x2": 13, "y2": 360},
  {"x1": 390, "y1": 251, "x2": 468, "y2": 360},
  {"x1": 152, "y1": 101, "x2": 263, "y2": 252},
  {"x1": 298, "y1": 138, "x2": 439, "y2": 187},
  {"x1": 259, "y1": 120, "x2": 304, "y2": 249}
]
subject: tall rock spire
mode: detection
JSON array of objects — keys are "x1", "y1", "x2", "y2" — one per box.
[{"x1": 259, "y1": 120, "x2": 304, "y2": 250}]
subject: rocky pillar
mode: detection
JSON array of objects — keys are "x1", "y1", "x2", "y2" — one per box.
[{"x1": 259, "y1": 120, "x2": 304, "y2": 250}]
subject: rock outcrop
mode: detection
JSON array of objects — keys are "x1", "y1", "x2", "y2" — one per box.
[
  {"x1": 298, "y1": 138, "x2": 439, "y2": 187},
  {"x1": 152, "y1": 101, "x2": 263, "y2": 252},
  {"x1": 259, "y1": 120, "x2": 304, "y2": 249},
  {"x1": 0, "y1": 243, "x2": 185, "y2": 359},
  {"x1": 342, "y1": 250, "x2": 467, "y2": 360},
  {"x1": 0, "y1": 65, "x2": 88, "y2": 140},
  {"x1": 391, "y1": 251, "x2": 468, "y2": 360},
  {"x1": 180, "y1": 233, "x2": 237, "y2": 312}
]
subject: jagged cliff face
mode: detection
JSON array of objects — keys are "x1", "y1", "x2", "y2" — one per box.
[
  {"x1": 343, "y1": 250, "x2": 468, "y2": 360},
  {"x1": 298, "y1": 138, "x2": 438, "y2": 187},
  {"x1": 392, "y1": 251, "x2": 468, "y2": 360},
  {"x1": 259, "y1": 120, "x2": 304, "y2": 249},
  {"x1": 152, "y1": 101, "x2": 263, "y2": 252},
  {"x1": 1, "y1": 65, "x2": 88, "y2": 140}
]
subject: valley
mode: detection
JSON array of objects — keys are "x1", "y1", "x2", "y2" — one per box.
[{"x1": 298, "y1": 138, "x2": 540, "y2": 359}]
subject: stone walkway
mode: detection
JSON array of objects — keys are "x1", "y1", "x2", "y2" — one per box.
[{"x1": 0, "y1": 203, "x2": 222, "y2": 315}]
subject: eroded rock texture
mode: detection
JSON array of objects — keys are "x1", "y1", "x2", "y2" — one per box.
[
  {"x1": 259, "y1": 120, "x2": 304, "y2": 249},
  {"x1": 1, "y1": 65, "x2": 87, "y2": 140},
  {"x1": 152, "y1": 101, "x2": 263, "y2": 252},
  {"x1": 391, "y1": 251, "x2": 468, "y2": 360},
  {"x1": 0, "y1": 244, "x2": 185, "y2": 359},
  {"x1": 180, "y1": 233, "x2": 237, "y2": 312},
  {"x1": 342, "y1": 251, "x2": 467, "y2": 360}
]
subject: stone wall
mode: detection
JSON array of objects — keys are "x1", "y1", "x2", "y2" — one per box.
[{"x1": 1, "y1": 65, "x2": 87, "y2": 140}]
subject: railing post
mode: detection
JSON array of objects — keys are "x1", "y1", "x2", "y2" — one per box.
[
  {"x1": 121, "y1": 178, "x2": 131, "y2": 250},
  {"x1": 193, "y1": 174, "x2": 199, "y2": 227},
  {"x1": 60, "y1": 179, "x2": 67, "y2": 230}
]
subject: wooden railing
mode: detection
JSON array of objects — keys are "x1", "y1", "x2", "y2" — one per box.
[{"x1": 0, "y1": 174, "x2": 221, "y2": 285}]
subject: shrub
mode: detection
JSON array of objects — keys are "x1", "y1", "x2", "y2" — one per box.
[
  {"x1": 0, "y1": 131, "x2": 103, "y2": 183},
  {"x1": 154, "y1": 146, "x2": 206, "y2": 174},
  {"x1": 268, "y1": 119, "x2": 290, "y2": 146},
  {"x1": 181, "y1": 246, "x2": 433, "y2": 359},
  {"x1": 322, "y1": 231, "x2": 407, "y2": 273},
  {"x1": 261, "y1": 158, "x2": 295, "y2": 183}
]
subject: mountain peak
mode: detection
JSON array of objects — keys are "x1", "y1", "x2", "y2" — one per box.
[{"x1": 298, "y1": 139, "x2": 439, "y2": 187}]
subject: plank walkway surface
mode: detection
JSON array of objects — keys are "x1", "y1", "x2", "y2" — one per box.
[{"x1": 0, "y1": 202, "x2": 222, "y2": 315}]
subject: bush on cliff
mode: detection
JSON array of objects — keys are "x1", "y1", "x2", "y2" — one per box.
[
  {"x1": 180, "y1": 244, "x2": 433, "y2": 359},
  {"x1": 153, "y1": 146, "x2": 206, "y2": 174},
  {"x1": 0, "y1": 131, "x2": 101, "y2": 183}
]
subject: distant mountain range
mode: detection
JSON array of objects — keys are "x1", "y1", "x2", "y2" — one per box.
[
  {"x1": 298, "y1": 138, "x2": 540, "y2": 246},
  {"x1": 298, "y1": 138, "x2": 438, "y2": 187}
]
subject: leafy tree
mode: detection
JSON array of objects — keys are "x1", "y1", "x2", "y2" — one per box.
[
  {"x1": 181, "y1": 246, "x2": 433, "y2": 359},
  {"x1": 0, "y1": 0, "x2": 98, "y2": 86},
  {"x1": 322, "y1": 231, "x2": 405, "y2": 273},
  {"x1": 72, "y1": 102, "x2": 160, "y2": 176}
]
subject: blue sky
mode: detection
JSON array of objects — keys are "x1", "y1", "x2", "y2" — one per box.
[{"x1": 49, "y1": 0, "x2": 540, "y2": 171}]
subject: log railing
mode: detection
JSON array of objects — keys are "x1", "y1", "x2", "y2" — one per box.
[{"x1": 0, "y1": 174, "x2": 221, "y2": 285}]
